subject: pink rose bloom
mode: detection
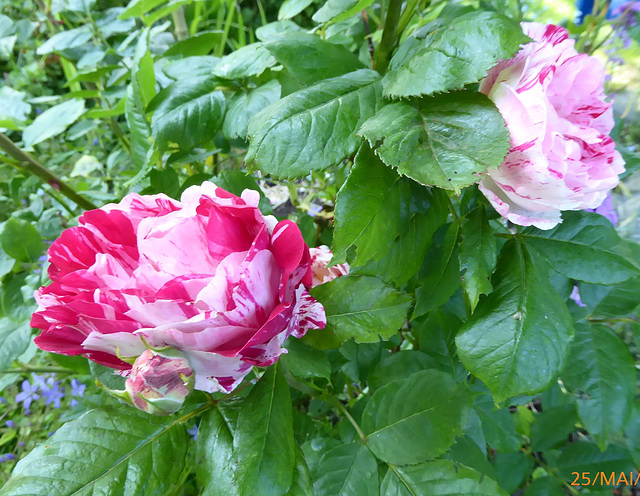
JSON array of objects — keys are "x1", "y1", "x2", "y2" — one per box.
[
  {"x1": 32, "y1": 182, "x2": 326, "y2": 393},
  {"x1": 309, "y1": 245, "x2": 350, "y2": 287},
  {"x1": 479, "y1": 23, "x2": 624, "y2": 229},
  {"x1": 124, "y1": 349, "x2": 195, "y2": 415}
]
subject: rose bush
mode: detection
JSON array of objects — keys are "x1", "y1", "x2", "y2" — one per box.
[
  {"x1": 31, "y1": 183, "x2": 326, "y2": 394},
  {"x1": 479, "y1": 23, "x2": 625, "y2": 229}
]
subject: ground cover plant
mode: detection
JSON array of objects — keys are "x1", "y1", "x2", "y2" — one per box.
[{"x1": 1, "y1": 0, "x2": 640, "y2": 494}]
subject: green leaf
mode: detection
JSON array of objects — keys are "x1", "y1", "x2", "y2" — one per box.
[
  {"x1": 163, "y1": 55, "x2": 220, "y2": 80},
  {"x1": 524, "y1": 478, "x2": 564, "y2": 496},
  {"x1": 164, "y1": 31, "x2": 222, "y2": 57},
  {"x1": 0, "y1": 407, "x2": 189, "y2": 495},
  {"x1": 265, "y1": 32, "x2": 364, "y2": 85},
  {"x1": 520, "y1": 211, "x2": 640, "y2": 285},
  {"x1": 1, "y1": 218, "x2": 43, "y2": 263},
  {"x1": 561, "y1": 324, "x2": 636, "y2": 447},
  {"x1": 312, "y1": 0, "x2": 375, "y2": 24},
  {"x1": 359, "y1": 92, "x2": 509, "y2": 193},
  {"x1": 149, "y1": 76, "x2": 225, "y2": 151},
  {"x1": 332, "y1": 144, "x2": 441, "y2": 269},
  {"x1": 255, "y1": 21, "x2": 305, "y2": 42},
  {"x1": 212, "y1": 169, "x2": 272, "y2": 213},
  {"x1": 580, "y1": 278, "x2": 640, "y2": 317},
  {"x1": 529, "y1": 404, "x2": 577, "y2": 451},
  {"x1": 278, "y1": 0, "x2": 314, "y2": 20},
  {"x1": 282, "y1": 338, "x2": 331, "y2": 380},
  {"x1": 555, "y1": 442, "x2": 635, "y2": 484},
  {"x1": 0, "y1": 87, "x2": 31, "y2": 126},
  {"x1": 119, "y1": 0, "x2": 165, "y2": 19},
  {"x1": 304, "y1": 275, "x2": 411, "y2": 350},
  {"x1": 148, "y1": 167, "x2": 180, "y2": 199},
  {"x1": 361, "y1": 370, "x2": 473, "y2": 464},
  {"x1": 383, "y1": 11, "x2": 527, "y2": 97},
  {"x1": 413, "y1": 223, "x2": 461, "y2": 319},
  {"x1": 213, "y1": 43, "x2": 276, "y2": 79},
  {"x1": 460, "y1": 206, "x2": 497, "y2": 311},
  {"x1": 368, "y1": 351, "x2": 441, "y2": 391},
  {"x1": 445, "y1": 435, "x2": 496, "y2": 479},
  {"x1": 287, "y1": 447, "x2": 314, "y2": 496},
  {"x1": 36, "y1": 26, "x2": 92, "y2": 55},
  {"x1": 456, "y1": 240, "x2": 574, "y2": 403},
  {"x1": 223, "y1": 80, "x2": 281, "y2": 140},
  {"x1": 0, "y1": 319, "x2": 30, "y2": 373},
  {"x1": 351, "y1": 185, "x2": 449, "y2": 287},
  {"x1": 494, "y1": 452, "x2": 534, "y2": 494},
  {"x1": 22, "y1": 99, "x2": 85, "y2": 147},
  {"x1": 246, "y1": 70, "x2": 383, "y2": 178},
  {"x1": 413, "y1": 311, "x2": 463, "y2": 376},
  {"x1": 474, "y1": 393, "x2": 521, "y2": 452},
  {"x1": 312, "y1": 443, "x2": 379, "y2": 496},
  {"x1": 195, "y1": 406, "x2": 237, "y2": 496},
  {"x1": 380, "y1": 460, "x2": 509, "y2": 496}
]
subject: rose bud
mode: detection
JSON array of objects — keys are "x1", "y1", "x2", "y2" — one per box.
[
  {"x1": 478, "y1": 23, "x2": 624, "y2": 229},
  {"x1": 32, "y1": 182, "x2": 326, "y2": 400},
  {"x1": 309, "y1": 245, "x2": 350, "y2": 287},
  {"x1": 124, "y1": 349, "x2": 195, "y2": 415}
]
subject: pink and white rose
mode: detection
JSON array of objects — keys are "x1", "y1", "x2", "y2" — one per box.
[
  {"x1": 479, "y1": 23, "x2": 624, "y2": 229},
  {"x1": 309, "y1": 245, "x2": 350, "y2": 287},
  {"x1": 32, "y1": 182, "x2": 326, "y2": 394}
]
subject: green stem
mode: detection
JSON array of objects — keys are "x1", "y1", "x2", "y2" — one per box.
[
  {"x1": 335, "y1": 400, "x2": 367, "y2": 442},
  {"x1": 1, "y1": 366, "x2": 76, "y2": 375},
  {"x1": 0, "y1": 133, "x2": 97, "y2": 210},
  {"x1": 172, "y1": 7, "x2": 189, "y2": 41},
  {"x1": 445, "y1": 194, "x2": 460, "y2": 225},
  {"x1": 374, "y1": 0, "x2": 403, "y2": 73},
  {"x1": 396, "y1": 0, "x2": 420, "y2": 38}
]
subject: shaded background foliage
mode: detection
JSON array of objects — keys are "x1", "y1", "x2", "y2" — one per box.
[{"x1": 0, "y1": 0, "x2": 639, "y2": 494}]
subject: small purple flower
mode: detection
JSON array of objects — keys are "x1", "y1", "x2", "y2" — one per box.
[
  {"x1": 307, "y1": 204, "x2": 323, "y2": 217},
  {"x1": 0, "y1": 397, "x2": 6, "y2": 404},
  {"x1": 15, "y1": 380, "x2": 40, "y2": 410},
  {"x1": 41, "y1": 378, "x2": 65, "y2": 409},
  {"x1": 93, "y1": 137, "x2": 99, "y2": 146},
  {"x1": 47, "y1": 431, "x2": 56, "y2": 437},
  {"x1": 570, "y1": 285, "x2": 586, "y2": 307},
  {"x1": 588, "y1": 194, "x2": 618, "y2": 225},
  {"x1": 17, "y1": 441, "x2": 25, "y2": 448},
  {"x1": 70, "y1": 379, "x2": 86, "y2": 407},
  {"x1": 187, "y1": 424, "x2": 198, "y2": 441},
  {"x1": 0, "y1": 453, "x2": 16, "y2": 463},
  {"x1": 35, "y1": 108, "x2": 42, "y2": 115},
  {"x1": 5, "y1": 420, "x2": 16, "y2": 429}
]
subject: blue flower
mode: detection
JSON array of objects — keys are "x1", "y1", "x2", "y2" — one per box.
[
  {"x1": 187, "y1": 424, "x2": 198, "y2": 441},
  {"x1": 93, "y1": 137, "x2": 99, "y2": 146},
  {"x1": 70, "y1": 379, "x2": 86, "y2": 407},
  {"x1": 5, "y1": 420, "x2": 16, "y2": 429},
  {"x1": 0, "y1": 453, "x2": 16, "y2": 463},
  {"x1": 15, "y1": 380, "x2": 40, "y2": 410}
]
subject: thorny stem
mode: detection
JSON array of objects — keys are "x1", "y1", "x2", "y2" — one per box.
[{"x1": 0, "y1": 133, "x2": 97, "y2": 210}]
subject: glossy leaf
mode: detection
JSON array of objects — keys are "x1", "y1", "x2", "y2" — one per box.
[
  {"x1": 361, "y1": 370, "x2": 473, "y2": 464},
  {"x1": 282, "y1": 338, "x2": 331, "y2": 380},
  {"x1": 1, "y1": 218, "x2": 43, "y2": 263},
  {"x1": 380, "y1": 460, "x2": 509, "y2": 496},
  {"x1": 456, "y1": 240, "x2": 574, "y2": 403},
  {"x1": 278, "y1": 0, "x2": 314, "y2": 20},
  {"x1": 312, "y1": 443, "x2": 379, "y2": 496},
  {"x1": 312, "y1": 0, "x2": 375, "y2": 24},
  {"x1": 23, "y1": 99, "x2": 85, "y2": 147},
  {"x1": 580, "y1": 278, "x2": 640, "y2": 317},
  {"x1": 383, "y1": 11, "x2": 527, "y2": 97},
  {"x1": 149, "y1": 76, "x2": 225, "y2": 151},
  {"x1": 555, "y1": 442, "x2": 635, "y2": 483},
  {"x1": 0, "y1": 319, "x2": 31, "y2": 373},
  {"x1": 473, "y1": 393, "x2": 521, "y2": 452},
  {"x1": 413, "y1": 223, "x2": 461, "y2": 319},
  {"x1": 562, "y1": 324, "x2": 636, "y2": 447},
  {"x1": 529, "y1": 404, "x2": 578, "y2": 451},
  {"x1": 246, "y1": 70, "x2": 383, "y2": 178},
  {"x1": 36, "y1": 26, "x2": 92, "y2": 54},
  {"x1": 0, "y1": 408, "x2": 188, "y2": 495},
  {"x1": 213, "y1": 43, "x2": 276, "y2": 79},
  {"x1": 305, "y1": 275, "x2": 411, "y2": 350},
  {"x1": 223, "y1": 80, "x2": 281, "y2": 140},
  {"x1": 521, "y1": 211, "x2": 640, "y2": 285},
  {"x1": 460, "y1": 206, "x2": 497, "y2": 311},
  {"x1": 265, "y1": 32, "x2": 364, "y2": 85},
  {"x1": 359, "y1": 93, "x2": 510, "y2": 192}
]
